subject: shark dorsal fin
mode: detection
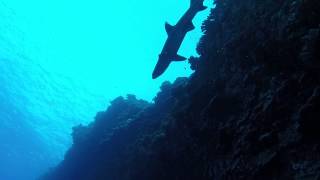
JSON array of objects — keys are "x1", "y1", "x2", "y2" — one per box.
[
  {"x1": 165, "y1": 22, "x2": 174, "y2": 34},
  {"x1": 172, "y1": 54, "x2": 187, "y2": 61}
]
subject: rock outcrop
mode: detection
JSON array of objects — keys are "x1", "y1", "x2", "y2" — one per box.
[{"x1": 41, "y1": 0, "x2": 320, "y2": 179}]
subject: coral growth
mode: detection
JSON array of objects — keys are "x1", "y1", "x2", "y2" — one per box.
[{"x1": 41, "y1": 0, "x2": 320, "y2": 179}]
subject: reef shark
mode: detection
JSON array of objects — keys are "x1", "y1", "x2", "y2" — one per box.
[{"x1": 152, "y1": 0, "x2": 207, "y2": 79}]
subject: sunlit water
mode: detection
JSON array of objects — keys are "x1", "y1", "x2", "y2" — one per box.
[{"x1": 0, "y1": 0, "x2": 212, "y2": 179}]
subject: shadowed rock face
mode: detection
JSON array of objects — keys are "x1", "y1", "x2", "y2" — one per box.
[{"x1": 41, "y1": 0, "x2": 320, "y2": 179}]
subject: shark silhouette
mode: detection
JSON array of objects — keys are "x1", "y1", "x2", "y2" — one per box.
[{"x1": 152, "y1": 0, "x2": 207, "y2": 79}]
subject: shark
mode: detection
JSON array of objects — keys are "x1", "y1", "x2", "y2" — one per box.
[{"x1": 152, "y1": 0, "x2": 207, "y2": 79}]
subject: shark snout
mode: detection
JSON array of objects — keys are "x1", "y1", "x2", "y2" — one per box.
[
  {"x1": 152, "y1": 66, "x2": 164, "y2": 79},
  {"x1": 152, "y1": 72, "x2": 159, "y2": 79},
  {"x1": 152, "y1": 58, "x2": 171, "y2": 79}
]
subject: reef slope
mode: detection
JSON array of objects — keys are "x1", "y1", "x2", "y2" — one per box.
[{"x1": 42, "y1": 0, "x2": 320, "y2": 179}]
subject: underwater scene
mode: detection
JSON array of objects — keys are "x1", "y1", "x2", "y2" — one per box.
[{"x1": 1, "y1": 0, "x2": 320, "y2": 179}]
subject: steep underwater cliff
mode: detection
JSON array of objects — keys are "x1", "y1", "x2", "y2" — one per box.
[{"x1": 41, "y1": 0, "x2": 320, "y2": 179}]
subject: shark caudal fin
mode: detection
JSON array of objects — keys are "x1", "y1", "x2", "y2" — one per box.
[{"x1": 190, "y1": 0, "x2": 207, "y2": 11}]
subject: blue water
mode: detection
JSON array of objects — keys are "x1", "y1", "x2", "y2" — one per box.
[{"x1": 0, "y1": 0, "x2": 212, "y2": 179}]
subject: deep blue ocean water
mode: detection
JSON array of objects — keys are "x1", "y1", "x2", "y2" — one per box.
[{"x1": 0, "y1": 0, "x2": 212, "y2": 179}]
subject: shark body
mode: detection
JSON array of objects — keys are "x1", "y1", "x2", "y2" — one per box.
[{"x1": 152, "y1": 0, "x2": 207, "y2": 79}]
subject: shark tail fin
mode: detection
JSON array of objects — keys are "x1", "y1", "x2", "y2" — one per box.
[
  {"x1": 173, "y1": 54, "x2": 187, "y2": 61},
  {"x1": 190, "y1": 0, "x2": 207, "y2": 11}
]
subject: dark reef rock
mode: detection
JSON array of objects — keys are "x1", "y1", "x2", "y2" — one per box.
[{"x1": 41, "y1": 0, "x2": 320, "y2": 179}]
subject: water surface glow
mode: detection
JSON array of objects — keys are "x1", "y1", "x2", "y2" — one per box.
[{"x1": 0, "y1": 0, "x2": 212, "y2": 179}]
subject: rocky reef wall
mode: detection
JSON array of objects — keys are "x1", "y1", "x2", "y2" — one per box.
[{"x1": 41, "y1": 0, "x2": 320, "y2": 179}]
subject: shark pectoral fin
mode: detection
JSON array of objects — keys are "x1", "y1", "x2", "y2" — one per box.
[
  {"x1": 186, "y1": 22, "x2": 195, "y2": 32},
  {"x1": 198, "y1": 5, "x2": 207, "y2": 11},
  {"x1": 173, "y1": 54, "x2": 187, "y2": 61},
  {"x1": 165, "y1": 22, "x2": 174, "y2": 34}
]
